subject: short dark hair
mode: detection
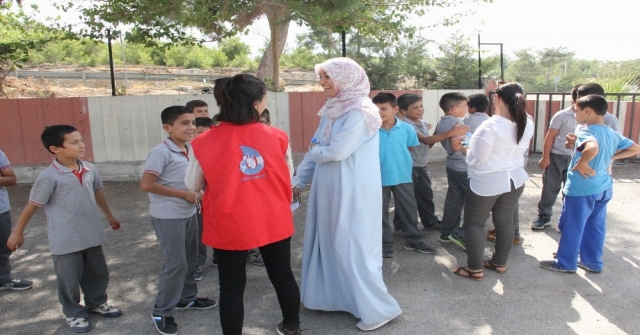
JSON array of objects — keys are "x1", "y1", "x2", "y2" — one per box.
[
  {"x1": 397, "y1": 94, "x2": 422, "y2": 111},
  {"x1": 161, "y1": 106, "x2": 193, "y2": 125},
  {"x1": 186, "y1": 100, "x2": 208, "y2": 109},
  {"x1": 261, "y1": 109, "x2": 271, "y2": 123},
  {"x1": 570, "y1": 84, "x2": 581, "y2": 103},
  {"x1": 214, "y1": 74, "x2": 266, "y2": 125},
  {"x1": 41, "y1": 124, "x2": 78, "y2": 154},
  {"x1": 372, "y1": 92, "x2": 397, "y2": 107},
  {"x1": 467, "y1": 94, "x2": 490, "y2": 113},
  {"x1": 195, "y1": 117, "x2": 213, "y2": 128},
  {"x1": 577, "y1": 83, "x2": 605, "y2": 98},
  {"x1": 576, "y1": 95, "x2": 608, "y2": 116},
  {"x1": 439, "y1": 92, "x2": 468, "y2": 112}
]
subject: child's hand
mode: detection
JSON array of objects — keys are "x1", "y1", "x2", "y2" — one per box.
[
  {"x1": 6, "y1": 233, "x2": 24, "y2": 252},
  {"x1": 538, "y1": 157, "x2": 550, "y2": 171},
  {"x1": 427, "y1": 123, "x2": 433, "y2": 130},
  {"x1": 292, "y1": 187, "x2": 300, "y2": 200},
  {"x1": 573, "y1": 159, "x2": 596, "y2": 178},
  {"x1": 451, "y1": 124, "x2": 470, "y2": 137},
  {"x1": 107, "y1": 217, "x2": 121, "y2": 231},
  {"x1": 566, "y1": 133, "x2": 577, "y2": 149},
  {"x1": 183, "y1": 191, "x2": 199, "y2": 204}
]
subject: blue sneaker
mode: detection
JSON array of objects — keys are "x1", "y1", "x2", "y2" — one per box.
[{"x1": 531, "y1": 215, "x2": 551, "y2": 230}]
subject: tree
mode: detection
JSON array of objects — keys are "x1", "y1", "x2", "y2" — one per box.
[
  {"x1": 53, "y1": 0, "x2": 490, "y2": 91},
  {"x1": 431, "y1": 34, "x2": 477, "y2": 89}
]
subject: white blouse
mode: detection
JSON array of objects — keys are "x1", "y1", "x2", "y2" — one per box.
[{"x1": 466, "y1": 115, "x2": 534, "y2": 196}]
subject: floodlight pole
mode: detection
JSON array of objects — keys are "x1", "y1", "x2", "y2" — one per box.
[
  {"x1": 107, "y1": 29, "x2": 116, "y2": 96},
  {"x1": 342, "y1": 30, "x2": 346, "y2": 57}
]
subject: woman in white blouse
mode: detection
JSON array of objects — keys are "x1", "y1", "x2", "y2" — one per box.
[{"x1": 453, "y1": 82, "x2": 534, "y2": 280}]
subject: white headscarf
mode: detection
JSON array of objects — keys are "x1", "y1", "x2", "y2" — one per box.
[{"x1": 314, "y1": 58, "x2": 381, "y2": 142}]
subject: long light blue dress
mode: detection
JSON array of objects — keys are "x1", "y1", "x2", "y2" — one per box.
[{"x1": 292, "y1": 111, "x2": 402, "y2": 325}]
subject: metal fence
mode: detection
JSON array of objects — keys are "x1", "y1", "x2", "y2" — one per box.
[{"x1": 489, "y1": 92, "x2": 640, "y2": 155}]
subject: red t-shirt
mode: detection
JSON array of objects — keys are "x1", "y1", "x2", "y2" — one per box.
[{"x1": 191, "y1": 121, "x2": 294, "y2": 250}]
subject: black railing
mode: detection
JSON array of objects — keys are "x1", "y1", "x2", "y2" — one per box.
[{"x1": 489, "y1": 92, "x2": 640, "y2": 154}]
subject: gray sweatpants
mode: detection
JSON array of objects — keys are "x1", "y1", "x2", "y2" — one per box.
[
  {"x1": 52, "y1": 245, "x2": 110, "y2": 318},
  {"x1": 393, "y1": 166, "x2": 439, "y2": 228},
  {"x1": 465, "y1": 182, "x2": 525, "y2": 270},
  {"x1": 537, "y1": 153, "x2": 572, "y2": 217},
  {"x1": 440, "y1": 168, "x2": 469, "y2": 235},
  {"x1": 0, "y1": 210, "x2": 14, "y2": 284},
  {"x1": 383, "y1": 183, "x2": 423, "y2": 252},
  {"x1": 151, "y1": 215, "x2": 199, "y2": 316}
]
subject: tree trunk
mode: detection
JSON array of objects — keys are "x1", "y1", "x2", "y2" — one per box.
[{"x1": 256, "y1": 10, "x2": 289, "y2": 91}]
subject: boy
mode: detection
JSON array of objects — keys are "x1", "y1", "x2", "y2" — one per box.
[
  {"x1": 186, "y1": 100, "x2": 209, "y2": 118},
  {"x1": 7, "y1": 125, "x2": 122, "y2": 333},
  {"x1": 0, "y1": 150, "x2": 33, "y2": 291},
  {"x1": 463, "y1": 94, "x2": 490, "y2": 133},
  {"x1": 540, "y1": 95, "x2": 640, "y2": 273},
  {"x1": 435, "y1": 92, "x2": 469, "y2": 250},
  {"x1": 531, "y1": 85, "x2": 579, "y2": 230},
  {"x1": 392, "y1": 94, "x2": 468, "y2": 235},
  {"x1": 141, "y1": 106, "x2": 216, "y2": 335},
  {"x1": 373, "y1": 93, "x2": 436, "y2": 258}
]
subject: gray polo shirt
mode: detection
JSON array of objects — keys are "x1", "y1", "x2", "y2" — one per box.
[
  {"x1": 144, "y1": 139, "x2": 196, "y2": 219},
  {"x1": 549, "y1": 107, "x2": 577, "y2": 156},
  {"x1": 463, "y1": 112, "x2": 490, "y2": 133},
  {"x1": 435, "y1": 115, "x2": 468, "y2": 172},
  {"x1": 0, "y1": 151, "x2": 11, "y2": 214},
  {"x1": 404, "y1": 118, "x2": 430, "y2": 167},
  {"x1": 29, "y1": 159, "x2": 106, "y2": 255}
]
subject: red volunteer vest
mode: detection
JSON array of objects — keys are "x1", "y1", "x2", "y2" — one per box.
[{"x1": 191, "y1": 121, "x2": 294, "y2": 250}]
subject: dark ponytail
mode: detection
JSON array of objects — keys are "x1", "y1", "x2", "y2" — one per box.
[
  {"x1": 496, "y1": 82, "x2": 528, "y2": 143},
  {"x1": 213, "y1": 74, "x2": 266, "y2": 125}
]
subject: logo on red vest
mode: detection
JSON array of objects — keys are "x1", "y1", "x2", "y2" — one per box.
[{"x1": 239, "y1": 146, "x2": 264, "y2": 175}]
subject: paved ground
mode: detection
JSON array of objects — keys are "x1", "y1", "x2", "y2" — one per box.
[{"x1": 2, "y1": 156, "x2": 640, "y2": 335}]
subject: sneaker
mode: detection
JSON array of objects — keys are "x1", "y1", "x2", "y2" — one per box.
[
  {"x1": 211, "y1": 257, "x2": 218, "y2": 267},
  {"x1": 449, "y1": 232, "x2": 467, "y2": 251},
  {"x1": 404, "y1": 242, "x2": 436, "y2": 254},
  {"x1": 540, "y1": 260, "x2": 575, "y2": 273},
  {"x1": 0, "y1": 279, "x2": 33, "y2": 291},
  {"x1": 66, "y1": 317, "x2": 91, "y2": 333},
  {"x1": 356, "y1": 316, "x2": 395, "y2": 331},
  {"x1": 393, "y1": 228, "x2": 407, "y2": 238},
  {"x1": 439, "y1": 233, "x2": 452, "y2": 243},
  {"x1": 246, "y1": 248, "x2": 265, "y2": 266},
  {"x1": 423, "y1": 221, "x2": 441, "y2": 230},
  {"x1": 176, "y1": 297, "x2": 218, "y2": 310},
  {"x1": 89, "y1": 303, "x2": 122, "y2": 317},
  {"x1": 277, "y1": 322, "x2": 302, "y2": 335},
  {"x1": 577, "y1": 261, "x2": 602, "y2": 274},
  {"x1": 531, "y1": 215, "x2": 551, "y2": 230},
  {"x1": 193, "y1": 266, "x2": 203, "y2": 281},
  {"x1": 152, "y1": 314, "x2": 178, "y2": 335}
]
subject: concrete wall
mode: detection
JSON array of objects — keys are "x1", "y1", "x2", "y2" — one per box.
[{"x1": 4, "y1": 91, "x2": 639, "y2": 183}]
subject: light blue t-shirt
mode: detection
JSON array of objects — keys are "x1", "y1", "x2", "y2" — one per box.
[
  {"x1": 564, "y1": 124, "x2": 633, "y2": 197},
  {"x1": 0, "y1": 151, "x2": 11, "y2": 214},
  {"x1": 379, "y1": 118, "x2": 419, "y2": 186}
]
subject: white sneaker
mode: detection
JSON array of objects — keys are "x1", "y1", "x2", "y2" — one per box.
[
  {"x1": 356, "y1": 316, "x2": 395, "y2": 331},
  {"x1": 66, "y1": 317, "x2": 91, "y2": 333},
  {"x1": 89, "y1": 303, "x2": 122, "y2": 317}
]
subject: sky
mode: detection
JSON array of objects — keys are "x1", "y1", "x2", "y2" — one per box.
[{"x1": 22, "y1": 0, "x2": 640, "y2": 62}]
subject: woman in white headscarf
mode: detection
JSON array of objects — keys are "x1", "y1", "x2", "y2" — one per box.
[{"x1": 292, "y1": 58, "x2": 402, "y2": 331}]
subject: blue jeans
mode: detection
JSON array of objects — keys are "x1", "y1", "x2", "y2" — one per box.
[{"x1": 556, "y1": 187, "x2": 612, "y2": 272}]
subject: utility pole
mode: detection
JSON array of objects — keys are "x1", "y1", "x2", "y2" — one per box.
[{"x1": 107, "y1": 29, "x2": 116, "y2": 96}]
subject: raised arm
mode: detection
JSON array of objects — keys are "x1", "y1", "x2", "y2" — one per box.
[{"x1": 419, "y1": 123, "x2": 469, "y2": 147}]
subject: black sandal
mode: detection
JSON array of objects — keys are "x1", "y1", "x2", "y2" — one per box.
[
  {"x1": 483, "y1": 260, "x2": 507, "y2": 274},
  {"x1": 453, "y1": 267, "x2": 483, "y2": 281}
]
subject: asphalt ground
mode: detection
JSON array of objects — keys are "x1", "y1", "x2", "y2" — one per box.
[{"x1": 2, "y1": 156, "x2": 640, "y2": 335}]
